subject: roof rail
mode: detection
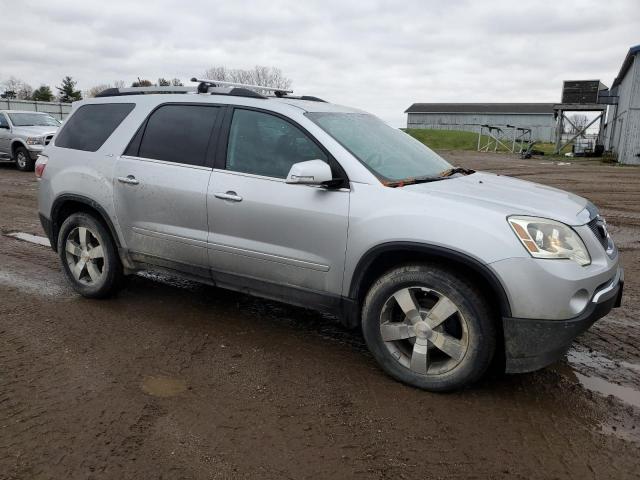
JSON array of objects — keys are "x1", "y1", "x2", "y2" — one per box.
[{"x1": 95, "y1": 86, "x2": 194, "y2": 97}]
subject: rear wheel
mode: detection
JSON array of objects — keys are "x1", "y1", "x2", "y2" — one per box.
[
  {"x1": 361, "y1": 264, "x2": 496, "y2": 392},
  {"x1": 14, "y1": 147, "x2": 34, "y2": 172},
  {"x1": 57, "y1": 213, "x2": 123, "y2": 298}
]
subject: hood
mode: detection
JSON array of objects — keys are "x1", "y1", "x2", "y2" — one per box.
[
  {"x1": 13, "y1": 125, "x2": 58, "y2": 137},
  {"x1": 403, "y1": 172, "x2": 590, "y2": 226}
]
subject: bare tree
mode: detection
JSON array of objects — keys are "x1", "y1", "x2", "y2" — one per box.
[
  {"x1": 113, "y1": 80, "x2": 126, "y2": 89},
  {"x1": 2, "y1": 77, "x2": 33, "y2": 100},
  {"x1": 85, "y1": 84, "x2": 113, "y2": 98},
  {"x1": 566, "y1": 114, "x2": 589, "y2": 134},
  {"x1": 201, "y1": 66, "x2": 292, "y2": 94}
]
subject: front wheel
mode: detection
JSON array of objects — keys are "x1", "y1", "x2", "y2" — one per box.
[
  {"x1": 57, "y1": 213, "x2": 124, "y2": 298},
  {"x1": 14, "y1": 147, "x2": 35, "y2": 172},
  {"x1": 361, "y1": 264, "x2": 496, "y2": 392}
]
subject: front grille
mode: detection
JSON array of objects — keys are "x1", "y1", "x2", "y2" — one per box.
[
  {"x1": 44, "y1": 135, "x2": 53, "y2": 146},
  {"x1": 587, "y1": 218, "x2": 609, "y2": 250}
]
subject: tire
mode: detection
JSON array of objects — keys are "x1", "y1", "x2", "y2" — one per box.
[
  {"x1": 14, "y1": 146, "x2": 35, "y2": 172},
  {"x1": 361, "y1": 264, "x2": 496, "y2": 392},
  {"x1": 57, "y1": 213, "x2": 124, "y2": 298}
]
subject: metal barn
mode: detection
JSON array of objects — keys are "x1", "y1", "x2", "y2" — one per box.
[
  {"x1": 605, "y1": 45, "x2": 640, "y2": 165},
  {"x1": 405, "y1": 103, "x2": 556, "y2": 142}
]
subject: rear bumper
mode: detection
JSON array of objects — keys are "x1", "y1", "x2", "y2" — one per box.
[
  {"x1": 503, "y1": 267, "x2": 623, "y2": 373},
  {"x1": 39, "y1": 213, "x2": 56, "y2": 251}
]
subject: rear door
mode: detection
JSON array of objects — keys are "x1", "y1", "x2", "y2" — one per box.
[
  {"x1": 114, "y1": 103, "x2": 221, "y2": 275},
  {"x1": 207, "y1": 107, "x2": 350, "y2": 297}
]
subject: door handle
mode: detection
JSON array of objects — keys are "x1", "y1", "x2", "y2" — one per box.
[
  {"x1": 117, "y1": 175, "x2": 139, "y2": 185},
  {"x1": 214, "y1": 191, "x2": 243, "y2": 202}
]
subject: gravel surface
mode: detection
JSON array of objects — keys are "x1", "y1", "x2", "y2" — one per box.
[{"x1": 0, "y1": 152, "x2": 639, "y2": 479}]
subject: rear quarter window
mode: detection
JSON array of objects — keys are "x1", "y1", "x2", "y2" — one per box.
[{"x1": 55, "y1": 103, "x2": 135, "y2": 152}]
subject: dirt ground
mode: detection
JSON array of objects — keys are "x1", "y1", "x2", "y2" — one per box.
[{"x1": 1, "y1": 151, "x2": 639, "y2": 479}]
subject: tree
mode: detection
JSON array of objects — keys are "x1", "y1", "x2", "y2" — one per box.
[
  {"x1": 57, "y1": 76, "x2": 82, "y2": 103},
  {"x1": 566, "y1": 114, "x2": 589, "y2": 134},
  {"x1": 171, "y1": 78, "x2": 183, "y2": 86},
  {"x1": 85, "y1": 84, "x2": 113, "y2": 98},
  {"x1": 131, "y1": 78, "x2": 154, "y2": 87},
  {"x1": 201, "y1": 66, "x2": 291, "y2": 94},
  {"x1": 32, "y1": 85, "x2": 55, "y2": 102},
  {"x1": 157, "y1": 78, "x2": 171, "y2": 86},
  {"x1": 2, "y1": 77, "x2": 33, "y2": 100}
]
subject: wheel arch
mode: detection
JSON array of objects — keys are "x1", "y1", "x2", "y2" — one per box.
[
  {"x1": 348, "y1": 242, "x2": 512, "y2": 320},
  {"x1": 50, "y1": 194, "x2": 121, "y2": 253},
  {"x1": 11, "y1": 140, "x2": 28, "y2": 156}
]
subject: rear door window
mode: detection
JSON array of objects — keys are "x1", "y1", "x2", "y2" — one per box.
[
  {"x1": 55, "y1": 103, "x2": 135, "y2": 151},
  {"x1": 135, "y1": 104, "x2": 219, "y2": 167}
]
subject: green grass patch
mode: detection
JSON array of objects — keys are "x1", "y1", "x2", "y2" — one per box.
[
  {"x1": 404, "y1": 128, "x2": 485, "y2": 151},
  {"x1": 404, "y1": 128, "x2": 576, "y2": 157}
]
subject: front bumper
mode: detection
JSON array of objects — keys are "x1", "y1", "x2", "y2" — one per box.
[{"x1": 503, "y1": 267, "x2": 623, "y2": 373}]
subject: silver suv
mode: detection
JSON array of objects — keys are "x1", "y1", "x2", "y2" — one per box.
[
  {"x1": 36, "y1": 82, "x2": 623, "y2": 391},
  {"x1": 0, "y1": 110, "x2": 60, "y2": 171}
]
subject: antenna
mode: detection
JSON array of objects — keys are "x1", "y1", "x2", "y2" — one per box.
[{"x1": 190, "y1": 77, "x2": 293, "y2": 94}]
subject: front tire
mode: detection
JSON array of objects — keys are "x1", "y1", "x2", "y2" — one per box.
[
  {"x1": 14, "y1": 147, "x2": 34, "y2": 172},
  {"x1": 361, "y1": 264, "x2": 496, "y2": 392},
  {"x1": 57, "y1": 213, "x2": 123, "y2": 298}
]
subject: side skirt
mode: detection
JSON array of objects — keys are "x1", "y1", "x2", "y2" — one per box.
[{"x1": 126, "y1": 251, "x2": 358, "y2": 328}]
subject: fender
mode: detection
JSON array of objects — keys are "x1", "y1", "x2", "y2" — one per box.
[
  {"x1": 348, "y1": 241, "x2": 512, "y2": 318},
  {"x1": 49, "y1": 193, "x2": 122, "y2": 252}
]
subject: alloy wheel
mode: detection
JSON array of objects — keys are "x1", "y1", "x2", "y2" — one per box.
[
  {"x1": 64, "y1": 227, "x2": 105, "y2": 285},
  {"x1": 16, "y1": 151, "x2": 27, "y2": 169},
  {"x1": 379, "y1": 286, "x2": 469, "y2": 376}
]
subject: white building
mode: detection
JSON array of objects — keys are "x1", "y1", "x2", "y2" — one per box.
[
  {"x1": 405, "y1": 103, "x2": 556, "y2": 142},
  {"x1": 605, "y1": 44, "x2": 640, "y2": 165}
]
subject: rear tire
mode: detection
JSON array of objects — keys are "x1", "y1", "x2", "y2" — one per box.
[
  {"x1": 14, "y1": 146, "x2": 34, "y2": 172},
  {"x1": 361, "y1": 264, "x2": 496, "y2": 392},
  {"x1": 57, "y1": 213, "x2": 123, "y2": 298}
]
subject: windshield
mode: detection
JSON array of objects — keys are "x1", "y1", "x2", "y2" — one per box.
[
  {"x1": 307, "y1": 112, "x2": 452, "y2": 182},
  {"x1": 8, "y1": 113, "x2": 61, "y2": 127}
]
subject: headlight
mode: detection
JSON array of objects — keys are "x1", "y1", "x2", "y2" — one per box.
[
  {"x1": 26, "y1": 136, "x2": 44, "y2": 145},
  {"x1": 508, "y1": 216, "x2": 591, "y2": 266}
]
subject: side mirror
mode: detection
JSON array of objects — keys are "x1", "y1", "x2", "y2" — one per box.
[{"x1": 286, "y1": 159, "x2": 333, "y2": 186}]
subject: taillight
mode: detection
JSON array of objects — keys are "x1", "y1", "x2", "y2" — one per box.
[{"x1": 35, "y1": 155, "x2": 48, "y2": 179}]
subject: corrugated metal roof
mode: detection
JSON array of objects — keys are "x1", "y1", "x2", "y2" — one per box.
[
  {"x1": 404, "y1": 103, "x2": 555, "y2": 114},
  {"x1": 612, "y1": 44, "x2": 640, "y2": 87}
]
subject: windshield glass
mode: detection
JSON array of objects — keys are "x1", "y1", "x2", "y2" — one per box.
[
  {"x1": 306, "y1": 112, "x2": 451, "y2": 181},
  {"x1": 8, "y1": 113, "x2": 61, "y2": 127}
]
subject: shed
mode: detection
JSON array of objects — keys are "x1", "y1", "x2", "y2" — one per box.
[
  {"x1": 405, "y1": 103, "x2": 556, "y2": 142},
  {"x1": 605, "y1": 44, "x2": 640, "y2": 165}
]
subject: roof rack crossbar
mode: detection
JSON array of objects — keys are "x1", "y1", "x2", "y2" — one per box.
[{"x1": 190, "y1": 78, "x2": 293, "y2": 94}]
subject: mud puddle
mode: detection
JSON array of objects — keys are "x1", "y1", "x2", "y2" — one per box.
[{"x1": 141, "y1": 376, "x2": 187, "y2": 397}]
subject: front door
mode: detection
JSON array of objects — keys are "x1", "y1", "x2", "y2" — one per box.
[
  {"x1": 114, "y1": 104, "x2": 221, "y2": 274},
  {"x1": 0, "y1": 114, "x2": 11, "y2": 155},
  {"x1": 207, "y1": 107, "x2": 349, "y2": 297}
]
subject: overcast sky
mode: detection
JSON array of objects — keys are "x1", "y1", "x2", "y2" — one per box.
[{"x1": 1, "y1": 0, "x2": 638, "y2": 126}]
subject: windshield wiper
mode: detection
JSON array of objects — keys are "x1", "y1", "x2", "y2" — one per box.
[
  {"x1": 383, "y1": 167, "x2": 475, "y2": 188},
  {"x1": 439, "y1": 167, "x2": 475, "y2": 177},
  {"x1": 383, "y1": 175, "x2": 446, "y2": 188}
]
